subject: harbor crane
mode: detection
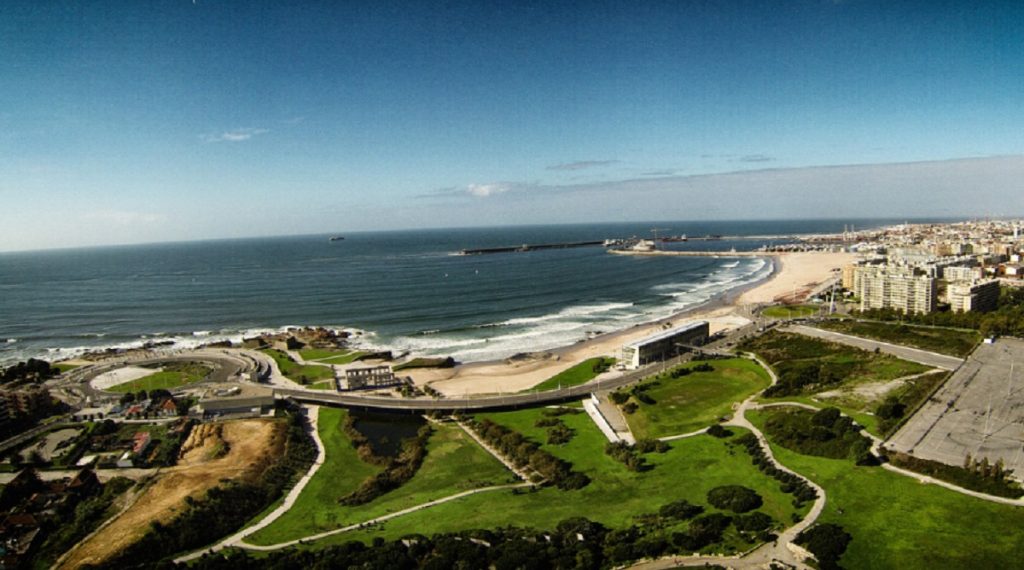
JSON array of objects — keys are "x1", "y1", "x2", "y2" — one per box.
[{"x1": 649, "y1": 227, "x2": 671, "y2": 246}]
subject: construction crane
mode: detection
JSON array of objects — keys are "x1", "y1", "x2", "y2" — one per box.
[{"x1": 650, "y1": 227, "x2": 671, "y2": 244}]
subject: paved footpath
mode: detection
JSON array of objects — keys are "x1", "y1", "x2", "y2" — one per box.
[
  {"x1": 175, "y1": 405, "x2": 326, "y2": 563},
  {"x1": 632, "y1": 355, "x2": 825, "y2": 570}
]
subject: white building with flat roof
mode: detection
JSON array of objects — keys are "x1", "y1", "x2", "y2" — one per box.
[{"x1": 621, "y1": 321, "x2": 710, "y2": 370}]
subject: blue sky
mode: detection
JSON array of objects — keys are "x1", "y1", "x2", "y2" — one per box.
[{"x1": 2, "y1": 1, "x2": 1023, "y2": 251}]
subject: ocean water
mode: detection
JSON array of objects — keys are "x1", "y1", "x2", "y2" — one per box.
[{"x1": 0, "y1": 219, "x2": 901, "y2": 365}]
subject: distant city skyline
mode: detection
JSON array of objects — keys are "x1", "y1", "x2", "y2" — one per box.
[{"x1": 3, "y1": 1, "x2": 1024, "y2": 252}]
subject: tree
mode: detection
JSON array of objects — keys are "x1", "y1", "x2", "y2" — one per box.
[
  {"x1": 706, "y1": 485, "x2": 763, "y2": 513},
  {"x1": 658, "y1": 499, "x2": 703, "y2": 520},
  {"x1": 796, "y1": 523, "x2": 852, "y2": 570}
]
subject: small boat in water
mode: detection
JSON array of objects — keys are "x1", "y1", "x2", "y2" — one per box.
[{"x1": 329, "y1": 236, "x2": 345, "y2": 242}]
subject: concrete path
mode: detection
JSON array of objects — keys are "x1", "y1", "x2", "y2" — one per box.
[
  {"x1": 782, "y1": 325, "x2": 963, "y2": 370},
  {"x1": 657, "y1": 427, "x2": 708, "y2": 442},
  {"x1": 237, "y1": 482, "x2": 531, "y2": 552},
  {"x1": 583, "y1": 395, "x2": 636, "y2": 444},
  {"x1": 755, "y1": 401, "x2": 1024, "y2": 508},
  {"x1": 174, "y1": 405, "x2": 326, "y2": 563},
  {"x1": 455, "y1": 419, "x2": 535, "y2": 482}
]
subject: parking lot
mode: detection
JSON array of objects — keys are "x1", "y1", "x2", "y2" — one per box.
[{"x1": 887, "y1": 338, "x2": 1024, "y2": 479}]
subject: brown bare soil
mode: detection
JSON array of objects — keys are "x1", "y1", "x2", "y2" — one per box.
[{"x1": 59, "y1": 418, "x2": 286, "y2": 569}]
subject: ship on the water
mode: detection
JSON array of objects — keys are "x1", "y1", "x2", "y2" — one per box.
[{"x1": 329, "y1": 236, "x2": 345, "y2": 242}]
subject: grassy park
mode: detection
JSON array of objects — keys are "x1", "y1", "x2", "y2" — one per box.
[
  {"x1": 621, "y1": 358, "x2": 771, "y2": 439},
  {"x1": 106, "y1": 362, "x2": 211, "y2": 393},
  {"x1": 749, "y1": 409, "x2": 1024, "y2": 569},
  {"x1": 247, "y1": 410, "x2": 511, "y2": 546},
  {"x1": 298, "y1": 348, "x2": 365, "y2": 365},
  {"x1": 814, "y1": 319, "x2": 980, "y2": 357},
  {"x1": 529, "y1": 357, "x2": 616, "y2": 392},
  {"x1": 761, "y1": 304, "x2": 819, "y2": 319},
  {"x1": 261, "y1": 349, "x2": 335, "y2": 384},
  {"x1": 301, "y1": 408, "x2": 805, "y2": 554}
]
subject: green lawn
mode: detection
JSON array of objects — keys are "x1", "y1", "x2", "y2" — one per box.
[
  {"x1": 319, "y1": 352, "x2": 365, "y2": 365},
  {"x1": 748, "y1": 409, "x2": 1024, "y2": 569},
  {"x1": 814, "y1": 319, "x2": 980, "y2": 357},
  {"x1": 624, "y1": 358, "x2": 772, "y2": 439},
  {"x1": 529, "y1": 357, "x2": 616, "y2": 392},
  {"x1": 762, "y1": 304, "x2": 819, "y2": 319},
  {"x1": 304, "y1": 408, "x2": 805, "y2": 553},
  {"x1": 54, "y1": 362, "x2": 83, "y2": 373},
  {"x1": 298, "y1": 348, "x2": 365, "y2": 365},
  {"x1": 261, "y1": 349, "x2": 336, "y2": 383},
  {"x1": 247, "y1": 415, "x2": 512, "y2": 546},
  {"x1": 106, "y1": 363, "x2": 211, "y2": 393},
  {"x1": 308, "y1": 380, "x2": 336, "y2": 391}
]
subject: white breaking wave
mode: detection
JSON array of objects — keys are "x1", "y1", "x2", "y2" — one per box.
[{"x1": 378, "y1": 257, "x2": 773, "y2": 363}]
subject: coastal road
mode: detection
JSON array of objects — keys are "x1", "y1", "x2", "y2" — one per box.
[
  {"x1": 274, "y1": 351, "x2": 705, "y2": 412},
  {"x1": 782, "y1": 324, "x2": 964, "y2": 370}
]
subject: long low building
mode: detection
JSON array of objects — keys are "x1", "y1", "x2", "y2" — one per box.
[{"x1": 621, "y1": 321, "x2": 710, "y2": 370}]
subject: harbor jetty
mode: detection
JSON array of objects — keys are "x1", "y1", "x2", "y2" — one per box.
[
  {"x1": 458, "y1": 240, "x2": 604, "y2": 255},
  {"x1": 608, "y1": 249, "x2": 777, "y2": 258}
]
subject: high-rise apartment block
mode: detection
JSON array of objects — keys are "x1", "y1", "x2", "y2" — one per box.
[
  {"x1": 854, "y1": 266, "x2": 937, "y2": 314},
  {"x1": 948, "y1": 280, "x2": 1000, "y2": 313}
]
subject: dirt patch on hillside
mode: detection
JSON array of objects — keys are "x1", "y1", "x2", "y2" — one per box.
[{"x1": 59, "y1": 418, "x2": 286, "y2": 569}]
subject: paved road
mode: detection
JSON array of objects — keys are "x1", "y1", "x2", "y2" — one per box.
[
  {"x1": 782, "y1": 325, "x2": 964, "y2": 370},
  {"x1": 272, "y1": 353, "x2": 700, "y2": 412}
]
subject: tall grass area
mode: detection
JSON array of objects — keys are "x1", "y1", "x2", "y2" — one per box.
[
  {"x1": 814, "y1": 319, "x2": 980, "y2": 357},
  {"x1": 622, "y1": 358, "x2": 771, "y2": 439},
  {"x1": 247, "y1": 415, "x2": 510, "y2": 546},
  {"x1": 529, "y1": 357, "x2": 616, "y2": 392},
  {"x1": 303, "y1": 409, "x2": 806, "y2": 554},
  {"x1": 741, "y1": 331, "x2": 931, "y2": 398},
  {"x1": 749, "y1": 409, "x2": 1024, "y2": 569}
]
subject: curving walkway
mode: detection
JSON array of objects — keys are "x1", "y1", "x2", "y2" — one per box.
[
  {"x1": 174, "y1": 405, "x2": 326, "y2": 563},
  {"x1": 634, "y1": 355, "x2": 826, "y2": 569},
  {"x1": 237, "y1": 482, "x2": 531, "y2": 552},
  {"x1": 657, "y1": 427, "x2": 708, "y2": 442}
]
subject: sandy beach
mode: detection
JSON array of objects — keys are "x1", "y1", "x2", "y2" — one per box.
[{"x1": 413, "y1": 250, "x2": 856, "y2": 396}]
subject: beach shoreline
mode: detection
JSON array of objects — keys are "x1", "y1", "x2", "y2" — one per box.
[{"x1": 411, "y1": 250, "x2": 855, "y2": 396}]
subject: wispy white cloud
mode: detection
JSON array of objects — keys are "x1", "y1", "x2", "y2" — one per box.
[
  {"x1": 416, "y1": 155, "x2": 1024, "y2": 220},
  {"x1": 200, "y1": 128, "x2": 269, "y2": 143},
  {"x1": 466, "y1": 183, "x2": 512, "y2": 197},
  {"x1": 546, "y1": 160, "x2": 618, "y2": 171}
]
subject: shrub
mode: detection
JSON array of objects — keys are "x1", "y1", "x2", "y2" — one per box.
[
  {"x1": 734, "y1": 511, "x2": 773, "y2": 532},
  {"x1": 796, "y1": 523, "x2": 852, "y2": 570},
  {"x1": 706, "y1": 424, "x2": 732, "y2": 438},
  {"x1": 658, "y1": 499, "x2": 703, "y2": 520},
  {"x1": 706, "y1": 485, "x2": 763, "y2": 513}
]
